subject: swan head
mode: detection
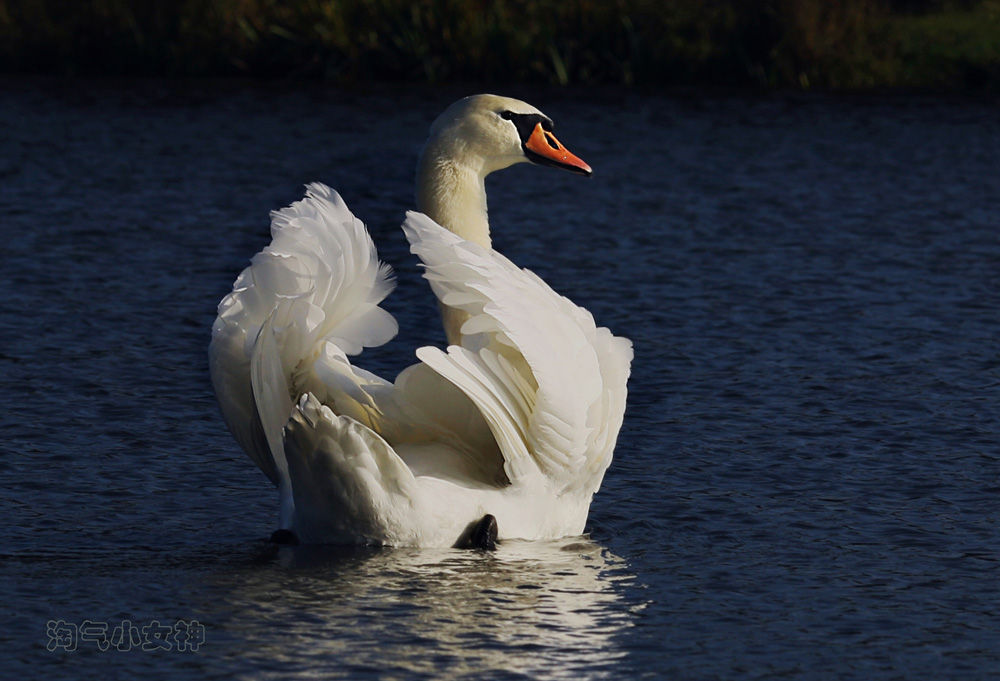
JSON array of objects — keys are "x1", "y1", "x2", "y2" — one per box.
[{"x1": 423, "y1": 94, "x2": 592, "y2": 178}]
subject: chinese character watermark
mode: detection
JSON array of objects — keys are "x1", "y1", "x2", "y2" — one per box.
[{"x1": 46, "y1": 619, "x2": 205, "y2": 652}]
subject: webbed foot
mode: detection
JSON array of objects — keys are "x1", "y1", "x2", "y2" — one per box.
[{"x1": 270, "y1": 529, "x2": 300, "y2": 545}]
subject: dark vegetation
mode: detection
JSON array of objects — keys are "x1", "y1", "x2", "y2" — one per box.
[{"x1": 2, "y1": 0, "x2": 998, "y2": 89}]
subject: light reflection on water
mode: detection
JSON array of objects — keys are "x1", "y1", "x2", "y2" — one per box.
[{"x1": 201, "y1": 538, "x2": 637, "y2": 680}]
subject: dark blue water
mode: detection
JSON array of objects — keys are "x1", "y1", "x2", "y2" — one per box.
[{"x1": 2, "y1": 78, "x2": 999, "y2": 679}]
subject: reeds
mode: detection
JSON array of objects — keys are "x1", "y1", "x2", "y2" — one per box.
[{"x1": 1, "y1": 0, "x2": 998, "y2": 89}]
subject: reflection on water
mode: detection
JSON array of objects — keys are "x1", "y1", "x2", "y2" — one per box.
[{"x1": 204, "y1": 537, "x2": 637, "y2": 679}]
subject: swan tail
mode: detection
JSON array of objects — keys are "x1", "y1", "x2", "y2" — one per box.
[
  {"x1": 283, "y1": 393, "x2": 421, "y2": 545},
  {"x1": 403, "y1": 210, "x2": 633, "y2": 492},
  {"x1": 210, "y1": 184, "x2": 398, "y2": 486}
]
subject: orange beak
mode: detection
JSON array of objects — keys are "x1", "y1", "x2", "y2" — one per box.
[{"x1": 524, "y1": 123, "x2": 592, "y2": 176}]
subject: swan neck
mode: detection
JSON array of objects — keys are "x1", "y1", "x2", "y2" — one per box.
[{"x1": 416, "y1": 147, "x2": 492, "y2": 249}]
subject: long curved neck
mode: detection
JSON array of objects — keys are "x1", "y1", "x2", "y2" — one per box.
[
  {"x1": 415, "y1": 140, "x2": 493, "y2": 345},
  {"x1": 416, "y1": 142, "x2": 492, "y2": 249}
]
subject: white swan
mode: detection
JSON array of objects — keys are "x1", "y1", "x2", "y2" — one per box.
[{"x1": 209, "y1": 94, "x2": 632, "y2": 548}]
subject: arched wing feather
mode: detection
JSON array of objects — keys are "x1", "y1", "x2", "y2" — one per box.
[
  {"x1": 209, "y1": 183, "x2": 398, "y2": 487},
  {"x1": 403, "y1": 211, "x2": 633, "y2": 492}
]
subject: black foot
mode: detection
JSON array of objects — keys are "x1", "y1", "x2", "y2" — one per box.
[
  {"x1": 470, "y1": 514, "x2": 498, "y2": 551},
  {"x1": 270, "y1": 529, "x2": 300, "y2": 545}
]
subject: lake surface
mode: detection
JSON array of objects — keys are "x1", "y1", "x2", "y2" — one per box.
[{"x1": 2, "y1": 78, "x2": 998, "y2": 679}]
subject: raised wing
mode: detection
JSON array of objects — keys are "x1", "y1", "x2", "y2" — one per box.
[
  {"x1": 209, "y1": 183, "x2": 398, "y2": 488},
  {"x1": 403, "y1": 211, "x2": 633, "y2": 493}
]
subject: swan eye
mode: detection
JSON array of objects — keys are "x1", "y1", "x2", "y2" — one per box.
[{"x1": 499, "y1": 110, "x2": 513, "y2": 121}]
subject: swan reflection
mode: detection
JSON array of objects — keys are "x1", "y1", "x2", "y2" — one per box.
[{"x1": 210, "y1": 536, "x2": 636, "y2": 679}]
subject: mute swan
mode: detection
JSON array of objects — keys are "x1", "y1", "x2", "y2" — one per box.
[{"x1": 209, "y1": 94, "x2": 632, "y2": 548}]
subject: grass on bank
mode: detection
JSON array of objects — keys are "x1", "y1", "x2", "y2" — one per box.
[{"x1": 1, "y1": 0, "x2": 999, "y2": 89}]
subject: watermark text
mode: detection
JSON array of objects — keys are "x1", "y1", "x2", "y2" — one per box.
[{"x1": 46, "y1": 619, "x2": 205, "y2": 652}]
